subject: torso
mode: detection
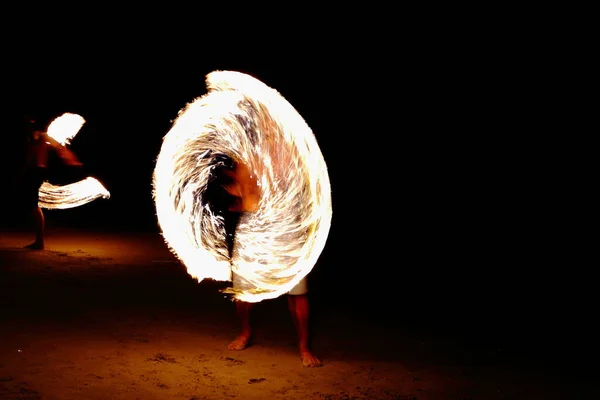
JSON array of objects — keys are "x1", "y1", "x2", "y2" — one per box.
[{"x1": 25, "y1": 132, "x2": 50, "y2": 169}]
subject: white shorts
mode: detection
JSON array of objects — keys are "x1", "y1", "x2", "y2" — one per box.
[
  {"x1": 232, "y1": 274, "x2": 308, "y2": 296},
  {"x1": 288, "y1": 276, "x2": 308, "y2": 295}
]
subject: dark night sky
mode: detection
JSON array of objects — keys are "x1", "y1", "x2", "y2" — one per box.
[{"x1": 0, "y1": 28, "x2": 592, "y2": 360}]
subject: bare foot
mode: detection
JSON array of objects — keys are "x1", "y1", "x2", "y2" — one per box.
[
  {"x1": 227, "y1": 334, "x2": 251, "y2": 350},
  {"x1": 25, "y1": 242, "x2": 44, "y2": 250},
  {"x1": 300, "y1": 348, "x2": 322, "y2": 368}
]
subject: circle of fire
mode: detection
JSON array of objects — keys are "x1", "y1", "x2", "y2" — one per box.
[{"x1": 152, "y1": 71, "x2": 332, "y2": 303}]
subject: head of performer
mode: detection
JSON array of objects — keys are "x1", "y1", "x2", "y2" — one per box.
[{"x1": 220, "y1": 161, "x2": 260, "y2": 213}]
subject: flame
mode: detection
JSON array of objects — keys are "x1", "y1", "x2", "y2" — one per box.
[
  {"x1": 46, "y1": 112, "x2": 85, "y2": 146},
  {"x1": 39, "y1": 113, "x2": 110, "y2": 209},
  {"x1": 39, "y1": 177, "x2": 110, "y2": 209},
  {"x1": 153, "y1": 70, "x2": 332, "y2": 303}
]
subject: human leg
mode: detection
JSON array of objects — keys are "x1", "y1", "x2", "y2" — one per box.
[
  {"x1": 288, "y1": 278, "x2": 322, "y2": 367},
  {"x1": 227, "y1": 300, "x2": 254, "y2": 350},
  {"x1": 24, "y1": 169, "x2": 46, "y2": 250},
  {"x1": 25, "y1": 206, "x2": 45, "y2": 250},
  {"x1": 224, "y1": 209, "x2": 254, "y2": 351}
]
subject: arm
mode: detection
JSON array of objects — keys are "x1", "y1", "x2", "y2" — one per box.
[{"x1": 41, "y1": 131, "x2": 83, "y2": 166}]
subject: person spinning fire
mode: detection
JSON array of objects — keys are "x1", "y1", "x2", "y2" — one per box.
[
  {"x1": 19, "y1": 115, "x2": 83, "y2": 250},
  {"x1": 219, "y1": 160, "x2": 322, "y2": 367}
]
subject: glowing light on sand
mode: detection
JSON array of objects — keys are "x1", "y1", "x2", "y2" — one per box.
[
  {"x1": 153, "y1": 70, "x2": 332, "y2": 302},
  {"x1": 39, "y1": 113, "x2": 110, "y2": 209}
]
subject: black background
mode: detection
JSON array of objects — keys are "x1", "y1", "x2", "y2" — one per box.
[{"x1": 0, "y1": 14, "x2": 591, "y2": 366}]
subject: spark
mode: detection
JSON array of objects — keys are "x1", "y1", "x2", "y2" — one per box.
[
  {"x1": 46, "y1": 112, "x2": 85, "y2": 145},
  {"x1": 39, "y1": 177, "x2": 110, "y2": 209},
  {"x1": 153, "y1": 71, "x2": 332, "y2": 303}
]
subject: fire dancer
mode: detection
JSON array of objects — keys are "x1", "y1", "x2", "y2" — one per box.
[
  {"x1": 221, "y1": 160, "x2": 322, "y2": 368},
  {"x1": 20, "y1": 115, "x2": 83, "y2": 250}
]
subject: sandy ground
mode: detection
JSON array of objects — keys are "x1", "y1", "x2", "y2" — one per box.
[{"x1": 0, "y1": 227, "x2": 587, "y2": 400}]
